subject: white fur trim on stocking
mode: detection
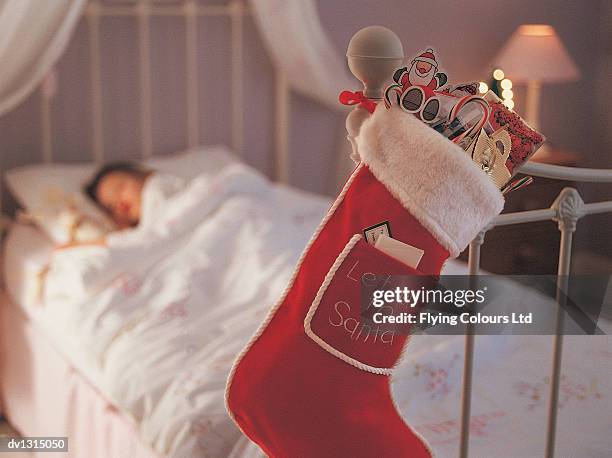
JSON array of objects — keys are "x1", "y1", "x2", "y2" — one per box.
[{"x1": 356, "y1": 104, "x2": 504, "y2": 257}]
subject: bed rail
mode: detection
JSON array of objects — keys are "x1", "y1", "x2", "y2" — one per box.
[
  {"x1": 462, "y1": 182, "x2": 612, "y2": 458},
  {"x1": 78, "y1": 0, "x2": 251, "y2": 165},
  {"x1": 463, "y1": 163, "x2": 612, "y2": 458},
  {"x1": 522, "y1": 161, "x2": 612, "y2": 182}
]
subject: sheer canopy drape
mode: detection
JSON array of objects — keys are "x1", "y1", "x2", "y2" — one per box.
[
  {"x1": 248, "y1": 0, "x2": 355, "y2": 110},
  {"x1": 0, "y1": 0, "x2": 86, "y2": 117}
]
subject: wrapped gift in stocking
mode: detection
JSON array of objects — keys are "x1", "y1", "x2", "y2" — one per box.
[{"x1": 225, "y1": 101, "x2": 504, "y2": 457}]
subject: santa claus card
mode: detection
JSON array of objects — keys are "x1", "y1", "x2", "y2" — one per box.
[{"x1": 382, "y1": 48, "x2": 545, "y2": 189}]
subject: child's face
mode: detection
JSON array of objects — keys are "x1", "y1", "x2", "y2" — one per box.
[{"x1": 96, "y1": 171, "x2": 147, "y2": 228}]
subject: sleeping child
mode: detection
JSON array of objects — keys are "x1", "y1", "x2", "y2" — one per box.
[
  {"x1": 57, "y1": 162, "x2": 184, "y2": 249},
  {"x1": 84, "y1": 162, "x2": 153, "y2": 229}
]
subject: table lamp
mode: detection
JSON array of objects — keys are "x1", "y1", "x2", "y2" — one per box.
[{"x1": 492, "y1": 24, "x2": 581, "y2": 131}]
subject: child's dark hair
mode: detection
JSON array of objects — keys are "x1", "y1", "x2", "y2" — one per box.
[{"x1": 84, "y1": 162, "x2": 147, "y2": 205}]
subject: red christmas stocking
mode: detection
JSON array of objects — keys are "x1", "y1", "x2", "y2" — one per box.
[{"x1": 225, "y1": 105, "x2": 504, "y2": 457}]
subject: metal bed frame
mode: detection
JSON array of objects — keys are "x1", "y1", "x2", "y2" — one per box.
[
  {"x1": 34, "y1": 0, "x2": 295, "y2": 186},
  {"x1": 463, "y1": 173, "x2": 612, "y2": 458},
  {"x1": 15, "y1": 1, "x2": 612, "y2": 456}
]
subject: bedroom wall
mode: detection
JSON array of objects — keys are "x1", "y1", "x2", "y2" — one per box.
[{"x1": 0, "y1": 0, "x2": 610, "y2": 255}]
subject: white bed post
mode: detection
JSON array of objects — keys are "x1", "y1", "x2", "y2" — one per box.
[
  {"x1": 86, "y1": 1, "x2": 105, "y2": 164},
  {"x1": 545, "y1": 187, "x2": 585, "y2": 458},
  {"x1": 40, "y1": 70, "x2": 56, "y2": 163},
  {"x1": 460, "y1": 229, "x2": 487, "y2": 458},
  {"x1": 275, "y1": 71, "x2": 291, "y2": 184},
  {"x1": 344, "y1": 26, "x2": 404, "y2": 159},
  {"x1": 230, "y1": 0, "x2": 244, "y2": 157},
  {"x1": 185, "y1": 0, "x2": 200, "y2": 149},
  {"x1": 137, "y1": 0, "x2": 153, "y2": 159}
]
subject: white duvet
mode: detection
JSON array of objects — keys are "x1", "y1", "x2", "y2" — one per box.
[
  {"x1": 44, "y1": 164, "x2": 332, "y2": 457},
  {"x1": 41, "y1": 164, "x2": 612, "y2": 458}
]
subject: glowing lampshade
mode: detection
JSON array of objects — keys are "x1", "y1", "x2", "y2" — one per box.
[
  {"x1": 492, "y1": 24, "x2": 580, "y2": 83},
  {"x1": 491, "y1": 24, "x2": 580, "y2": 131}
]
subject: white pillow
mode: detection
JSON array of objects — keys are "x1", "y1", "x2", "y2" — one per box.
[
  {"x1": 18, "y1": 192, "x2": 116, "y2": 245},
  {"x1": 4, "y1": 145, "x2": 239, "y2": 243}
]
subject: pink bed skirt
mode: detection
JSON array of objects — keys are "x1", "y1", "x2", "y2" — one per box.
[{"x1": 0, "y1": 295, "x2": 162, "y2": 458}]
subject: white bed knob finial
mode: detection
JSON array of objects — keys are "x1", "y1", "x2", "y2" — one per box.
[
  {"x1": 346, "y1": 26, "x2": 404, "y2": 100},
  {"x1": 552, "y1": 187, "x2": 585, "y2": 233}
]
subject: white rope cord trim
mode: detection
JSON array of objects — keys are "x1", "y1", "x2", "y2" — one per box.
[
  {"x1": 303, "y1": 234, "x2": 393, "y2": 375},
  {"x1": 224, "y1": 163, "x2": 365, "y2": 420}
]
